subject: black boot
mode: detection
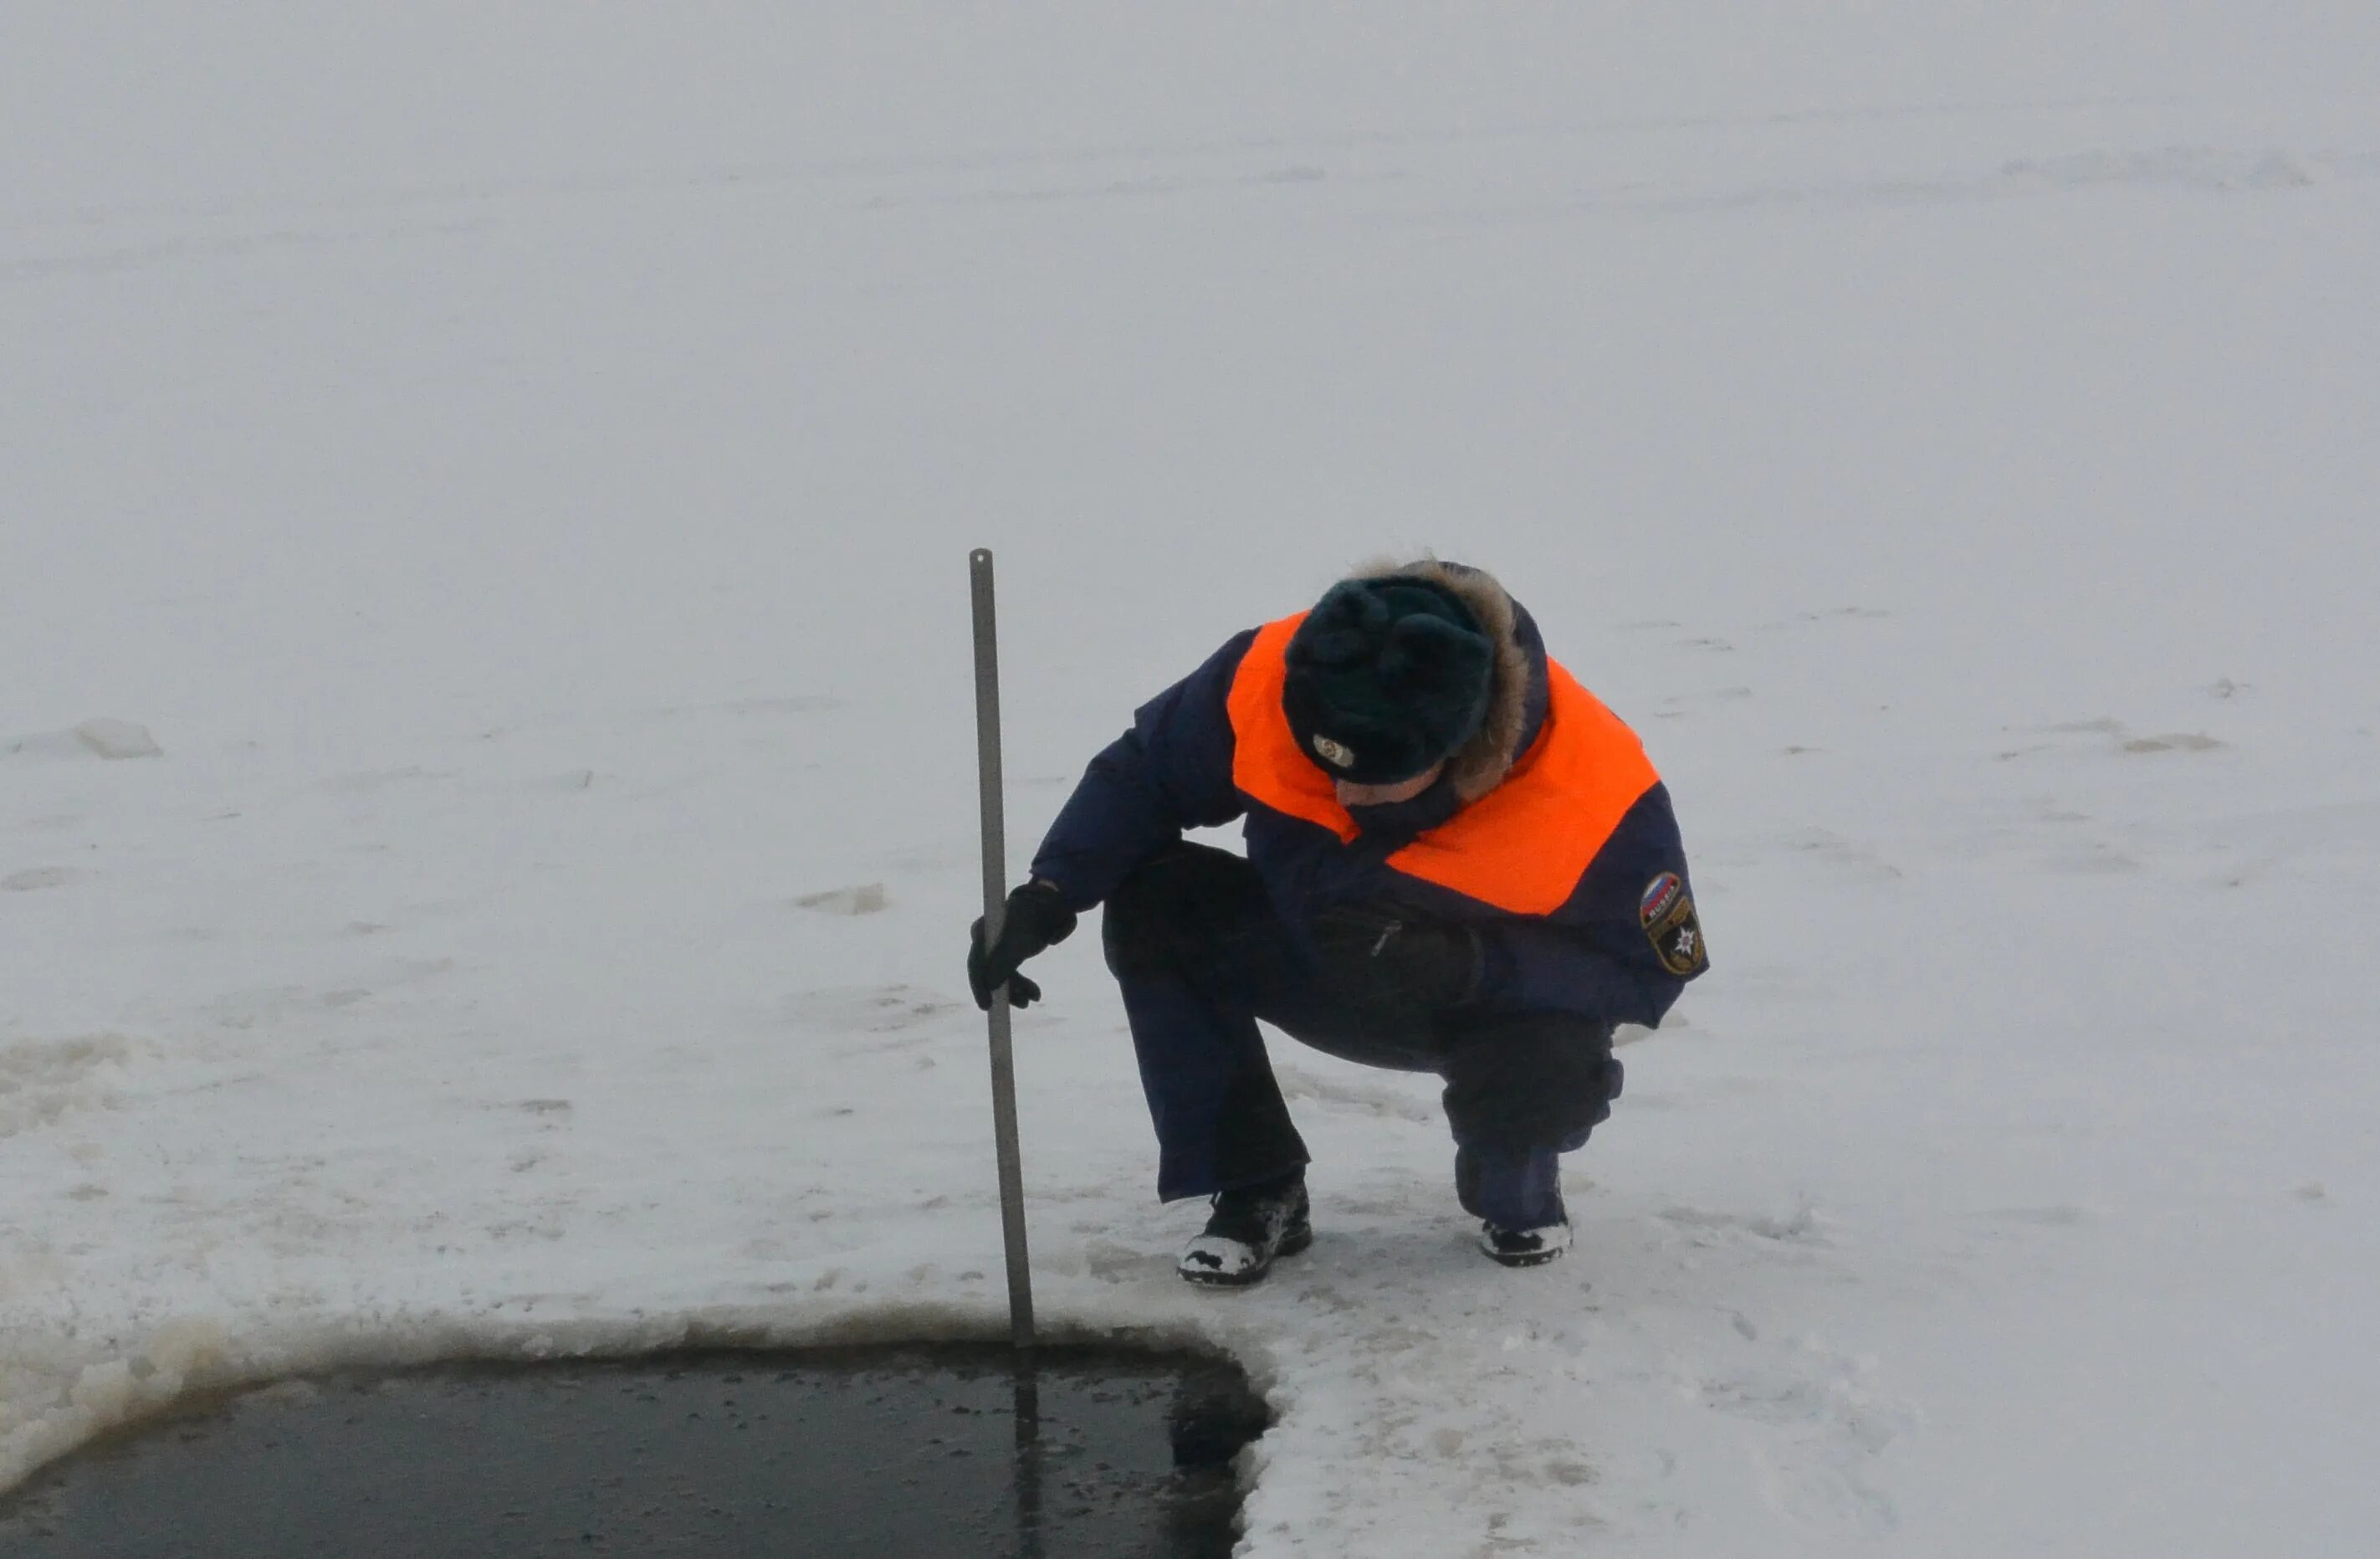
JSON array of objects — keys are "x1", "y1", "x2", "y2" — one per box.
[
  {"x1": 1455, "y1": 1144, "x2": 1574, "y2": 1266},
  {"x1": 1478, "y1": 1199, "x2": 1574, "y2": 1268},
  {"x1": 1177, "y1": 1174, "x2": 1312, "y2": 1287}
]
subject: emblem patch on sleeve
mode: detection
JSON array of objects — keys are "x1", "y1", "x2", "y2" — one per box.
[{"x1": 1639, "y1": 871, "x2": 1707, "y2": 977}]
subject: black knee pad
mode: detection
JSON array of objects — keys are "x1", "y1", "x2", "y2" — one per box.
[
  {"x1": 1440, "y1": 1013, "x2": 1619, "y2": 1151},
  {"x1": 1103, "y1": 842, "x2": 1270, "y2": 980}
]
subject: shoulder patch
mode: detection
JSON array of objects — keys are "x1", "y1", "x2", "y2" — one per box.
[{"x1": 1639, "y1": 872, "x2": 1707, "y2": 977}]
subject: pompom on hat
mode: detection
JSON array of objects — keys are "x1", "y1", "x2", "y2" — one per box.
[{"x1": 1282, "y1": 575, "x2": 1496, "y2": 786}]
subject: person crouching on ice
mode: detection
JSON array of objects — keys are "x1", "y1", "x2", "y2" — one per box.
[{"x1": 966, "y1": 560, "x2": 1707, "y2": 1284}]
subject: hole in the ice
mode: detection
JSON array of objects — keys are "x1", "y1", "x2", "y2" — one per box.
[{"x1": 0, "y1": 1345, "x2": 1269, "y2": 1558}]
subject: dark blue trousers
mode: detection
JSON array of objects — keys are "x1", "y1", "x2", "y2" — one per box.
[{"x1": 1102, "y1": 843, "x2": 1620, "y2": 1229}]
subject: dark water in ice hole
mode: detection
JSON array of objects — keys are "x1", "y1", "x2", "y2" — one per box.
[{"x1": 0, "y1": 1346, "x2": 1269, "y2": 1559}]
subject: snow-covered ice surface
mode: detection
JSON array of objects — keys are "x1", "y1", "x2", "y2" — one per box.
[{"x1": 6, "y1": 4, "x2": 2379, "y2": 1553}]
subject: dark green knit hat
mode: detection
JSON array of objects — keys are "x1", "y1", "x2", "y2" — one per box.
[{"x1": 1282, "y1": 576, "x2": 1495, "y2": 786}]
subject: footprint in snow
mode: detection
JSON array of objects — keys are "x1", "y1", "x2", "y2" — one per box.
[
  {"x1": 2121, "y1": 731, "x2": 2226, "y2": 755},
  {"x1": 784, "y1": 984, "x2": 958, "y2": 1033},
  {"x1": 795, "y1": 883, "x2": 889, "y2": 915},
  {"x1": 0, "y1": 1033, "x2": 135, "y2": 1138},
  {"x1": 3, "y1": 867, "x2": 83, "y2": 891},
  {"x1": 2023, "y1": 716, "x2": 2228, "y2": 757},
  {"x1": 3, "y1": 719, "x2": 162, "y2": 761},
  {"x1": 1660, "y1": 1203, "x2": 1830, "y2": 1245}
]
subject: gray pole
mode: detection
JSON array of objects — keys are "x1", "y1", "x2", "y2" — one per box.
[{"x1": 970, "y1": 548, "x2": 1036, "y2": 1352}]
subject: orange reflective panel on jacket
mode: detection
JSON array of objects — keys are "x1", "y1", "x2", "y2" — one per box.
[
  {"x1": 1226, "y1": 613, "x2": 1359, "y2": 844},
  {"x1": 1226, "y1": 611, "x2": 1660, "y2": 915}
]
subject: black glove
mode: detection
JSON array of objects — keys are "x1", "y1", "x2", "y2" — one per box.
[
  {"x1": 1311, "y1": 905, "x2": 1482, "y2": 1011},
  {"x1": 968, "y1": 881, "x2": 1077, "y2": 1010}
]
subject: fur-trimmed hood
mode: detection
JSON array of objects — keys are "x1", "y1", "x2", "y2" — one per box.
[{"x1": 1349, "y1": 558, "x2": 1549, "y2": 804}]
